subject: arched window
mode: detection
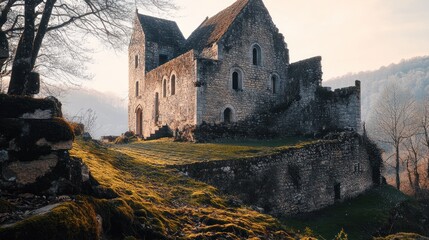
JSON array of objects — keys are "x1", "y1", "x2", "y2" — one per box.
[
  {"x1": 135, "y1": 81, "x2": 139, "y2": 97},
  {"x1": 231, "y1": 68, "x2": 243, "y2": 91},
  {"x1": 171, "y1": 74, "x2": 176, "y2": 96},
  {"x1": 163, "y1": 79, "x2": 167, "y2": 98},
  {"x1": 252, "y1": 44, "x2": 261, "y2": 66},
  {"x1": 224, "y1": 108, "x2": 232, "y2": 123},
  {"x1": 271, "y1": 75, "x2": 278, "y2": 94}
]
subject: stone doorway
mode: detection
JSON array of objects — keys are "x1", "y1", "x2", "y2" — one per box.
[
  {"x1": 224, "y1": 108, "x2": 232, "y2": 123},
  {"x1": 136, "y1": 108, "x2": 143, "y2": 136}
]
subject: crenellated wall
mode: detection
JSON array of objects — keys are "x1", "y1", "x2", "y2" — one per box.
[{"x1": 173, "y1": 133, "x2": 374, "y2": 216}]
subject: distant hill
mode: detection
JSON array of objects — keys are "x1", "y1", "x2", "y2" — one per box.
[
  {"x1": 325, "y1": 56, "x2": 429, "y2": 121},
  {"x1": 60, "y1": 89, "x2": 128, "y2": 139}
]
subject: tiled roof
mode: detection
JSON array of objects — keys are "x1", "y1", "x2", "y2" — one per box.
[
  {"x1": 184, "y1": 0, "x2": 250, "y2": 52},
  {"x1": 138, "y1": 14, "x2": 185, "y2": 48}
]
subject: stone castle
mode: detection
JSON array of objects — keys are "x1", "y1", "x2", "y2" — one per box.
[{"x1": 128, "y1": 0, "x2": 361, "y2": 140}]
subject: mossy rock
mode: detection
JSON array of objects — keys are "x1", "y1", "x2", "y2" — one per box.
[
  {"x1": 0, "y1": 94, "x2": 62, "y2": 119},
  {"x1": 0, "y1": 201, "x2": 99, "y2": 240},
  {"x1": 0, "y1": 118, "x2": 74, "y2": 152}
]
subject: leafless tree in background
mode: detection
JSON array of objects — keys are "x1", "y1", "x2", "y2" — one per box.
[
  {"x1": 370, "y1": 83, "x2": 418, "y2": 190},
  {"x1": 0, "y1": 0, "x2": 173, "y2": 95},
  {"x1": 403, "y1": 135, "x2": 423, "y2": 195},
  {"x1": 67, "y1": 108, "x2": 98, "y2": 135}
]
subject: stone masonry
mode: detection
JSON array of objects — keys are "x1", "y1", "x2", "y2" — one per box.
[
  {"x1": 128, "y1": 0, "x2": 361, "y2": 140},
  {"x1": 173, "y1": 133, "x2": 375, "y2": 215}
]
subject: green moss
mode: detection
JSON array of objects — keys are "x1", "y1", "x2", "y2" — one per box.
[
  {"x1": 0, "y1": 94, "x2": 60, "y2": 119},
  {"x1": 0, "y1": 201, "x2": 98, "y2": 240},
  {"x1": 374, "y1": 232, "x2": 428, "y2": 240}
]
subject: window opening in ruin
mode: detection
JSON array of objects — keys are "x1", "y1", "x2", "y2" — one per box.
[
  {"x1": 252, "y1": 44, "x2": 261, "y2": 66},
  {"x1": 232, "y1": 72, "x2": 239, "y2": 90},
  {"x1": 163, "y1": 79, "x2": 167, "y2": 98},
  {"x1": 334, "y1": 183, "x2": 341, "y2": 200},
  {"x1": 272, "y1": 76, "x2": 277, "y2": 94},
  {"x1": 224, "y1": 108, "x2": 232, "y2": 123},
  {"x1": 135, "y1": 81, "x2": 139, "y2": 97},
  {"x1": 155, "y1": 93, "x2": 159, "y2": 123},
  {"x1": 135, "y1": 55, "x2": 139, "y2": 68},
  {"x1": 159, "y1": 54, "x2": 168, "y2": 66},
  {"x1": 171, "y1": 75, "x2": 176, "y2": 95},
  {"x1": 136, "y1": 108, "x2": 143, "y2": 136}
]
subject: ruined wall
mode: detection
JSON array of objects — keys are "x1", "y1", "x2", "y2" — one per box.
[
  {"x1": 174, "y1": 133, "x2": 374, "y2": 215},
  {"x1": 129, "y1": 50, "x2": 198, "y2": 138},
  {"x1": 196, "y1": 0, "x2": 289, "y2": 125}
]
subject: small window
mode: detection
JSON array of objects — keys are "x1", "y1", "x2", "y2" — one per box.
[
  {"x1": 171, "y1": 75, "x2": 176, "y2": 96},
  {"x1": 252, "y1": 44, "x2": 261, "y2": 66},
  {"x1": 135, "y1": 55, "x2": 139, "y2": 68},
  {"x1": 135, "y1": 81, "x2": 139, "y2": 97},
  {"x1": 159, "y1": 54, "x2": 168, "y2": 66},
  {"x1": 231, "y1": 69, "x2": 243, "y2": 91},
  {"x1": 271, "y1": 75, "x2": 278, "y2": 94},
  {"x1": 163, "y1": 79, "x2": 167, "y2": 98}
]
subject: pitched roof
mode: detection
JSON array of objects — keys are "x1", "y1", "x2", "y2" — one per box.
[
  {"x1": 137, "y1": 13, "x2": 185, "y2": 48},
  {"x1": 185, "y1": 0, "x2": 250, "y2": 52}
]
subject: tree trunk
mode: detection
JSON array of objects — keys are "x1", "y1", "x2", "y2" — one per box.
[
  {"x1": 8, "y1": 0, "x2": 36, "y2": 95},
  {"x1": 395, "y1": 144, "x2": 401, "y2": 190},
  {"x1": 406, "y1": 159, "x2": 414, "y2": 192}
]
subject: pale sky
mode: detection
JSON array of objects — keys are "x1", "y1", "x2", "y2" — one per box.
[{"x1": 85, "y1": 0, "x2": 429, "y2": 98}]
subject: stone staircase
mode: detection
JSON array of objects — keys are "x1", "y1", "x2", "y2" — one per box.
[{"x1": 145, "y1": 125, "x2": 173, "y2": 140}]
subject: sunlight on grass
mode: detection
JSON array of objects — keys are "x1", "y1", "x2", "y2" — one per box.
[
  {"x1": 70, "y1": 139, "x2": 299, "y2": 239},
  {"x1": 111, "y1": 137, "x2": 315, "y2": 166}
]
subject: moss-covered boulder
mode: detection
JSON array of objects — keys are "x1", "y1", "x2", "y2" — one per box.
[{"x1": 0, "y1": 94, "x2": 62, "y2": 119}]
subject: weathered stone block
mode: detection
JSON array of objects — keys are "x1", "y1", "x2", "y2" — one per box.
[
  {"x1": 0, "y1": 94, "x2": 62, "y2": 119},
  {"x1": 0, "y1": 118, "x2": 74, "y2": 152}
]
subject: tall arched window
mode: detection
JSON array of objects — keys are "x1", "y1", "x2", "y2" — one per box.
[
  {"x1": 252, "y1": 44, "x2": 261, "y2": 66},
  {"x1": 272, "y1": 75, "x2": 278, "y2": 94},
  {"x1": 162, "y1": 79, "x2": 167, "y2": 98},
  {"x1": 224, "y1": 108, "x2": 232, "y2": 123},
  {"x1": 171, "y1": 74, "x2": 176, "y2": 96},
  {"x1": 135, "y1": 81, "x2": 139, "y2": 97},
  {"x1": 231, "y1": 68, "x2": 243, "y2": 91}
]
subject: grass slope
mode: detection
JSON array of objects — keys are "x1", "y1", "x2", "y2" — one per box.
[
  {"x1": 283, "y1": 186, "x2": 415, "y2": 240},
  {"x1": 111, "y1": 137, "x2": 313, "y2": 166},
  {"x1": 71, "y1": 139, "x2": 303, "y2": 239}
]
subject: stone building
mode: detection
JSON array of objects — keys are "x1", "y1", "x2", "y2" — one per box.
[{"x1": 128, "y1": 0, "x2": 361, "y2": 139}]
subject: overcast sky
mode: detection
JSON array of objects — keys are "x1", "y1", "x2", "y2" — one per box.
[{"x1": 85, "y1": 0, "x2": 429, "y2": 98}]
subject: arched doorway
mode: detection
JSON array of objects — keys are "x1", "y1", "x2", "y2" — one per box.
[
  {"x1": 224, "y1": 108, "x2": 232, "y2": 123},
  {"x1": 136, "y1": 108, "x2": 143, "y2": 136}
]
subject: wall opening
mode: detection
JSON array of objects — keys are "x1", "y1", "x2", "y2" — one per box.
[
  {"x1": 271, "y1": 75, "x2": 279, "y2": 94},
  {"x1": 334, "y1": 183, "x2": 341, "y2": 200},
  {"x1": 135, "y1": 55, "x2": 139, "y2": 68},
  {"x1": 171, "y1": 74, "x2": 176, "y2": 96},
  {"x1": 163, "y1": 79, "x2": 167, "y2": 98},
  {"x1": 224, "y1": 108, "x2": 232, "y2": 123},
  {"x1": 252, "y1": 44, "x2": 261, "y2": 66},
  {"x1": 136, "y1": 108, "x2": 143, "y2": 136},
  {"x1": 155, "y1": 92, "x2": 159, "y2": 123},
  {"x1": 231, "y1": 69, "x2": 243, "y2": 91},
  {"x1": 159, "y1": 54, "x2": 168, "y2": 66},
  {"x1": 135, "y1": 81, "x2": 139, "y2": 97}
]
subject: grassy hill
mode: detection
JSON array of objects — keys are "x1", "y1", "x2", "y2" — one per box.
[{"x1": 2, "y1": 138, "x2": 428, "y2": 239}]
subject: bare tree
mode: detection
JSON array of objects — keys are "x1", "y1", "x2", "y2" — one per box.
[
  {"x1": 370, "y1": 83, "x2": 418, "y2": 190},
  {"x1": 420, "y1": 98, "x2": 429, "y2": 181},
  {"x1": 403, "y1": 136, "x2": 423, "y2": 195},
  {"x1": 67, "y1": 108, "x2": 98, "y2": 136},
  {"x1": 0, "y1": 0, "x2": 172, "y2": 95}
]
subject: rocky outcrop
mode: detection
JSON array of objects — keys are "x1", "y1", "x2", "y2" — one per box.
[{"x1": 0, "y1": 94, "x2": 91, "y2": 196}]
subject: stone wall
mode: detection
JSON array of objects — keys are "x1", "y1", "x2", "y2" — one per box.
[
  {"x1": 173, "y1": 133, "x2": 374, "y2": 215},
  {"x1": 196, "y1": 0, "x2": 289, "y2": 125},
  {"x1": 129, "y1": 50, "x2": 198, "y2": 138}
]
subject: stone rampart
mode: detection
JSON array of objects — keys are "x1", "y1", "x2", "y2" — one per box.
[{"x1": 173, "y1": 133, "x2": 374, "y2": 215}]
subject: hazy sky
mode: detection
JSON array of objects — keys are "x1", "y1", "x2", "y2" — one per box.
[{"x1": 85, "y1": 0, "x2": 429, "y2": 98}]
